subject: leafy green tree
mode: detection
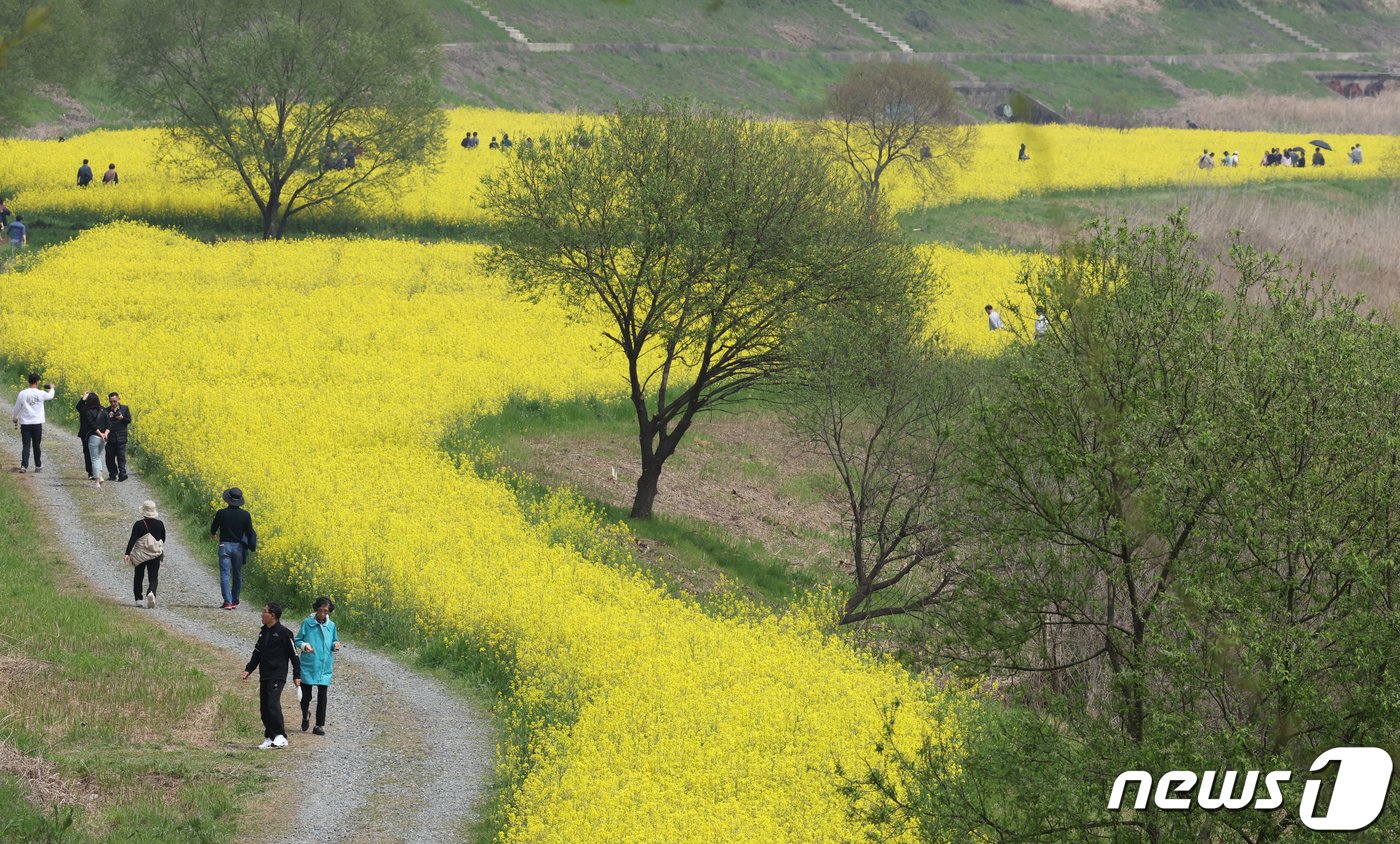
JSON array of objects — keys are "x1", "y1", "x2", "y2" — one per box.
[
  {"x1": 484, "y1": 101, "x2": 928, "y2": 519},
  {"x1": 0, "y1": 2, "x2": 96, "y2": 132},
  {"x1": 114, "y1": 0, "x2": 445, "y2": 238},
  {"x1": 849, "y1": 215, "x2": 1400, "y2": 841}
]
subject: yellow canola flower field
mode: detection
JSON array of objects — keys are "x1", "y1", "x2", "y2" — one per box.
[
  {"x1": 925, "y1": 244, "x2": 1040, "y2": 354},
  {"x1": 0, "y1": 222, "x2": 969, "y2": 843},
  {"x1": 0, "y1": 109, "x2": 1386, "y2": 229}
]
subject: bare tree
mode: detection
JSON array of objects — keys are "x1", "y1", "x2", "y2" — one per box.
[
  {"x1": 807, "y1": 62, "x2": 975, "y2": 212},
  {"x1": 786, "y1": 308, "x2": 965, "y2": 624}
]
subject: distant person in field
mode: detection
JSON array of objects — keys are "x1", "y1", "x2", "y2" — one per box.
[
  {"x1": 500, "y1": 133, "x2": 513, "y2": 149},
  {"x1": 11, "y1": 373, "x2": 54, "y2": 472},
  {"x1": 488, "y1": 136, "x2": 499, "y2": 150},
  {"x1": 1017, "y1": 143, "x2": 1029, "y2": 161},
  {"x1": 124, "y1": 500, "x2": 165, "y2": 609},
  {"x1": 6, "y1": 214, "x2": 23, "y2": 247},
  {"x1": 986, "y1": 304, "x2": 1004, "y2": 331},
  {"x1": 102, "y1": 163, "x2": 118, "y2": 184},
  {"x1": 461, "y1": 133, "x2": 471, "y2": 149},
  {"x1": 76, "y1": 159, "x2": 93, "y2": 187},
  {"x1": 1350, "y1": 144, "x2": 1363, "y2": 164},
  {"x1": 211, "y1": 487, "x2": 255, "y2": 610},
  {"x1": 523, "y1": 136, "x2": 534, "y2": 150},
  {"x1": 0, "y1": 198, "x2": 11, "y2": 228},
  {"x1": 1197, "y1": 150, "x2": 1213, "y2": 170},
  {"x1": 243, "y1": 601, "x2": 302, "y2": 750},
  {"x1": 920, "y1": 143, "x2": 931, "y2": 160},
  {"x1": 1034, "y1": 307, "x2": 1049, "y2": 339},
  {"x1": 1312, "y1": 149, "x2": 1325, "y2": 166},
  {"x1": 295, "y1": 596, "x2": 342, "y2": 736},
  {"x1": 103, "y1": 391, "x2": 132, "y2": 481},
  {"x1": 1231, "y1": 150, "x2": 1240, "y2": 167}
]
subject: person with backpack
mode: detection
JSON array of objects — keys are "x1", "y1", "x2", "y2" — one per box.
[{"x1": 124, "y1": 500, "x2": 165, "y2": 608}]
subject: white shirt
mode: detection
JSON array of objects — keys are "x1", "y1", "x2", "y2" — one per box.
[
  {"x1": 12, "y1": 385, "x2": 54, "y2": 425},
  {"x1": 1034, "y1": 315, "x2": 1049, "y2": 337},
  {"x1": 988, "y1": 310, "x2": 1004, "y2": 331}
]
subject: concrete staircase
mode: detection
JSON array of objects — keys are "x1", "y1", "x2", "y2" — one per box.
[
  {"x1": 831, "y1": 0, "x2": 913, "y2": 54},
  {"x1": 462, "y1": 0, "x2": 530, "y2": 45},
  {"x1": 1237, "y1": 0, "x2": 1327, "y2": 52}
]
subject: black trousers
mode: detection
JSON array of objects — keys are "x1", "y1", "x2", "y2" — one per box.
[
  {"x1": 106, "y1": 438, "x2": 128, "y2": 479},
  {"x1": 133, "y1": 557, "x2": 160, "y2": 601},
  {"x1": 259, "y1": 678, "x2": 286, "y2": 739},
  {"x1": 300, "y1": 683, "x2": 329, "y2": 727},
  {"x1": 19, "y1": 423, "x2": 42, "y2": 469},
  {"x1": 80, "y1": 436, "x2": 92, "y2": 477}
]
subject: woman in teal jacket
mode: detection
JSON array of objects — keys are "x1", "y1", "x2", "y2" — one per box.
[{"x1": 294, "y1": 596, "x2": 341, "y2": 735}]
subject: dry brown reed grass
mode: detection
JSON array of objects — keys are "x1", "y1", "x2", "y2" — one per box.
[
  {"x1": 0, "y1": 739, "x2": 91, "y2": 811},
  {"x1": 1116, "y1": 186, "x2": 1400, "y2": 315},
  {"x1": 1146, "y1": 94, "x2": 1400, "y2": 135}
]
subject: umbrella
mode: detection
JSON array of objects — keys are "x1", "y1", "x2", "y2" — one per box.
[{"x1": 1310, "y1": 140, "x2": 1333, "y2": 150}]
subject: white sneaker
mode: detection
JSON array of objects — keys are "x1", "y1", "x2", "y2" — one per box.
[
  {"x1": 146, "y1": 593, "x2": 156, "y2": 609},
  {"x1": 271, "y1": 735, "x2": 288, "y2": 748},
  {"x1": 135, "y1": 600, "x2": 144, "y2": 607},
  {"x1": 257, "y1": 739, "x2": 274, "y2": 750}
]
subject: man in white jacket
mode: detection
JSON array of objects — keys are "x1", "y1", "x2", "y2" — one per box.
[{"x1": 11, "y1": 373, "x2": 54, "y2": 472}]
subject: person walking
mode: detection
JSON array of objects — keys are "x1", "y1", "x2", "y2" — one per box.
[
  {"x1": 985, "y1": 304, "x2": 1004, "y2": 331},
  {"x1": 124, "y1": 500, "x2": 165, "y2": 608},
  {"x1": 75, "y1": 391, "x2": 100, "y2": 480},
  {"x1": 1034, "y1": 307, "x2": 1050, "y2": 339},
  {"x1": 295, "y1": 597, "x2": 342, "y2": 736},
  {"x1": 211, "y1": 487, "x2": 254, "y2": 610},
  {"x1": 7, "y1": 214, "x2": 26, "y2": 248},
  {"x1": 103, "y1": 392, "x2": 133, "y2": 481},
  {"x1": 102, "y1": 163, "x2": 119, "y2": 185},
  {"x1": 242, "y1": 602, "x2": 302, "y2": 750},
  {"x1": 76, "y1": 159, "x2": 93, "y2": 187},
  {"x1": 11, "y1": 373, "x2": 54, "y2": 473}
]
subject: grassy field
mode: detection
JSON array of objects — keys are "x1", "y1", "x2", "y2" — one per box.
[
  {"x1": 0, "y1": 469, "x2": 274, "y2": 843},
  {"x1": 462, "y1": 0, "x2": 885, "y2": 49}
]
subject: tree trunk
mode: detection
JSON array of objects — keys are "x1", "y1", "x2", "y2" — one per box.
[{"x1": 630, "y1": 459, "x2": 663, "y2": 519}]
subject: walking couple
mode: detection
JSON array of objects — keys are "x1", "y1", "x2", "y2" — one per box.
[
  {"x1": 243, "y1": 597, "x2": 341, "y2": 749},
  {"x1": 76, "y1": 390, "x2": 133, "y2": 486}
]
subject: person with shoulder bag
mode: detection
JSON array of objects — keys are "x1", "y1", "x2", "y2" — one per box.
[{"x1": 125, "y1": 500, "x2": 166, "y2": 609}]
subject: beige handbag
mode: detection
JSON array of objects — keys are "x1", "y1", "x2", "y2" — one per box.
[{"x1": 129, "y1": 519, "x2": 164, "y2": 565}]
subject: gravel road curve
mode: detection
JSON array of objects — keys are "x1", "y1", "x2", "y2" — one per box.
[{"x1": 1, "y1": 406, "x2": 494, "y2": 843}]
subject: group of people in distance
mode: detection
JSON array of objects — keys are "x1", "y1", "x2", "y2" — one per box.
[
  {"x1": 11, "y1": 372, "x2": 341, "y2": 751},
  {"x1": 76, "y1": 158, "x2": 119, "y2": 186},
  {"x1": 985, "y1": 304, "x2": 1050, "y2": 339},
  {"x1": 461, "y1": 130, "x2": 535, "y2": 150},
  {"x1": 461, "y1": 129, "x2": 593, "y2": 151},
  {"x1": 1197, "y1": 143, "x2": 1364, "y2": 169}
]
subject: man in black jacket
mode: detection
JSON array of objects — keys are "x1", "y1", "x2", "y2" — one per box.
[
  {"x1": 104, "y1": 391, "x2": 133, "y2": 481},
  {"x1": 243, "y1": 602, "x2": 302, "y2": 749}
]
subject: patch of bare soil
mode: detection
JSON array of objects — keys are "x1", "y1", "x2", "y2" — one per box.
[
  {"x1": 519, "y1": 410, "x2": 847, "y2": 574},
  {"x1": 19, "y1": 85, "x2": 105, "y2": 140},
  {"x1": 771, "y1": 23, "x2": 819, "y2": 50}
]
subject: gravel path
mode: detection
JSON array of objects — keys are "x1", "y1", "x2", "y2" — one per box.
[{"x1": 2, "y1": 406, "x2": 495, "y2": 843}]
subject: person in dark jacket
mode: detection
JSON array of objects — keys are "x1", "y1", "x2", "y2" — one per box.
[
  {"x1": 76, "y1": 159, "x2": 93, "y2": 187},
  {"x1": 242, "y1": 602, "x2": 302, "y2": 749},
  {"x1": 124, "y1": 500, "x2": 165, "y2": 608},
  {"x1": 211, "y1": 487, "x2": 254, "y2": 609},
  {"x1": 75, "y1": 391, "x2": 101, "y2": 480},
  {"x1": 103, "y1": 392, "x2": 133, "y2": 481}
]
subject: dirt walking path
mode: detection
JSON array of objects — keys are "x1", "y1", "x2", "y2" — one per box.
[{"x1": 1, "y1": 406, "x2": 495, "y2": 843}]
